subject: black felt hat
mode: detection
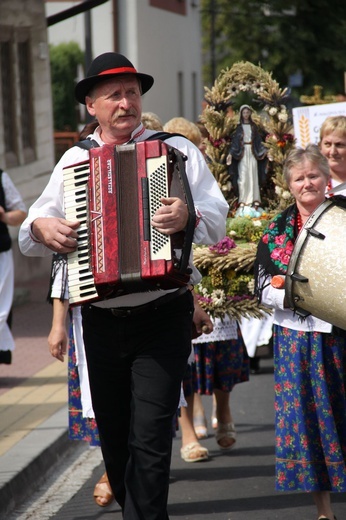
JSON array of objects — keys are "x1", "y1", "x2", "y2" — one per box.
[{"x1": 75, "y1": 52, "x2": 154, "y2": 104}]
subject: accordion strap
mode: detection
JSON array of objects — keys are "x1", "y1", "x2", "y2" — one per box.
[
  {"x1": 74, "y1": 138, "x2": 100, "y2": 150},
  {"x1": 145, "y1": 132, "x2": 185, "y2": 142},
  {"x1": 170, "y1": 148, "x2": 196, "y2": 274}
]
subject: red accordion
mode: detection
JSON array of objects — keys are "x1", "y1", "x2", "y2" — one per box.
[{"x1": 63, "y1": 140, "x2": 196, "y2": 305}]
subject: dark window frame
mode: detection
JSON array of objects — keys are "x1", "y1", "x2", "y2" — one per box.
[
  {"x1": 0, "y1": 25, "x2": 36, "y2": 168},
  {"x1": 17, "y1": 29, "x2": 36, "y2": 163},
  {"x1": 150, "y1": 0, "x2": 186, "y2": 16}
]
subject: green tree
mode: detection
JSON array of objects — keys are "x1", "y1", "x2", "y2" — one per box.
[
  {"x1": 49, "y1": 42, "x2": 84, "y2": 131},
  {"x1": 201, "y1": 0, "x2": 346, "y2": 97}
]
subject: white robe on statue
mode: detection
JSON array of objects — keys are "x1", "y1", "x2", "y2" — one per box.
[{"x1": 237, "y1": 124, "x2": 261, "y2": 205}]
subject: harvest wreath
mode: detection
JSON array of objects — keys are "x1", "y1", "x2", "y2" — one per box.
[
  {"x1": 193, "y1": 61, "x2": 296, "y2": 319},
  {"x1": 201, "y1": 60, "x2": 295, "y2": 209}
]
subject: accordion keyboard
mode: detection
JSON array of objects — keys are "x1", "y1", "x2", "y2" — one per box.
[{"x1": 63, "y1": 162, "x2": 98, "y2": 305}]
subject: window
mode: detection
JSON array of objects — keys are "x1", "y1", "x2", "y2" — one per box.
[
  {"x1": 150, "y1": 0, "x2": 186, "y2": 16},
  {"x1": 178, "y1": 71, "x2": 184, "y2": 115},
  {"x1": 192, "y1": 71, "x2": 198, "y2": 122},
  {"x1": 18, "y1": 37, "x2": 35, "y2": 162},
  {"x1": 0, "y1": 26, "x2": 36, "y2": 167},
  {"x1": 0, "y1": 30, "x2": 17, "y2": 165}
]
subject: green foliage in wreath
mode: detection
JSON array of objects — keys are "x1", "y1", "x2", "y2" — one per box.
[{"x1": 227, "y1": 216, "x2": 271, "y2": 244}]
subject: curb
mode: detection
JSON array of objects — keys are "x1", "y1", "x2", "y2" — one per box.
[{"x1": 0, "y1": 406, "x2": 74, "y2": 518}]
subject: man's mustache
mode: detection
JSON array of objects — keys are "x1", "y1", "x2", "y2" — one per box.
[{"x1": 116, "y1": 109, "x2": 136, "y2": 117}]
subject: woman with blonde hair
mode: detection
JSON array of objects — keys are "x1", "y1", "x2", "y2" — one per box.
[
  {"x1": 164, "y1": 117, "x2": 202, "y2": 148},
  {"x1": 141, "y1": 112, "x2": 163, "y2": 131},
  {"x1": 319, "y1": 115, "x2": 346, "y2": 194}
]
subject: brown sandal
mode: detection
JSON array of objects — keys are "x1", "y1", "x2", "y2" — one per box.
[{"x1": 93, "y1": 472, "x2": 114, "y2": 507}]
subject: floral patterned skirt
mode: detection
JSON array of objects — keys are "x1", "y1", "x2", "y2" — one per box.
[
  {"x1": 274, "y1": 325, "x2": 346, "y2": 492},
  {"x1": 192, "y1": 325, "x2": 249, "y2": 395},
  {"x1": 68, "y1": 324, "x2": 100, "y2": 446}
]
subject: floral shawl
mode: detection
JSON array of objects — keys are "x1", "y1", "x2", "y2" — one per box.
[{"x1": 254, "y1": 203, "x2": 298, "y2": 302}]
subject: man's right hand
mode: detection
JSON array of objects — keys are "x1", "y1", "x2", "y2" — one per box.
[{"x1": 32, "y1": 217, "x2": 80, "y2": 253}]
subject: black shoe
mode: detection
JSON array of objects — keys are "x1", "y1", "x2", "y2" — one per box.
[
  {"x1": 250, "y1": 356, "x2": 260, "y2": 374},
  {"x1": 0, "y1": 350, "x2": 12, "y2": 364}
]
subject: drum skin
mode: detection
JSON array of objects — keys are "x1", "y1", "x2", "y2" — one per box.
[{"x1": 285, "y1": 198, "x2": 346, "y2": 330}]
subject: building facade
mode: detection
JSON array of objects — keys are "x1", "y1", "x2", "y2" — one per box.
[{"x1": 0, "y1": 0, "x2": 55, "y2": 282}]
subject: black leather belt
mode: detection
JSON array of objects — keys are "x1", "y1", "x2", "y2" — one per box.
[{"x1": 105, "y1": 287, "x2": 188, "y2": 318}]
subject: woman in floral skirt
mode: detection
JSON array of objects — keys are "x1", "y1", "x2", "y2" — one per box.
[
  {"x1": 255, "y1": 144, "x2": 346, "y2": 520},
  {"x1": 192, "y1": 313, "x2": 249, "y2": 449}
]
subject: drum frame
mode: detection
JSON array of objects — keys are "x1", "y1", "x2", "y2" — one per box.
[{"x1": 285, "y1": 197, "x2": 346, "y2": 325}]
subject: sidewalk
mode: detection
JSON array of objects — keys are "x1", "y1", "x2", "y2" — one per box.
[{"x1": 0, "y1": 276, "x2": 72, "y2": 518}]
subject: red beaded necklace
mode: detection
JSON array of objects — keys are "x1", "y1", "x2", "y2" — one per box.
[{"x1": 296, "y1": 211, "x2": 303, "y2": 233}]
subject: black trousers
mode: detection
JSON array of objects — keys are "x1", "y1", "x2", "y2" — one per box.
[{"x1": 82, "y1": 291, "x2": 193, "y2": 520}]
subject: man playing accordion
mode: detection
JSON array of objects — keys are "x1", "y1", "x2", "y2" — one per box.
[{"x1": 19, "y1": 52, "x2": 228, "y2": 520}]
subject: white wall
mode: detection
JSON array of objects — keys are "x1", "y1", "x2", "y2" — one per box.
[
  {"x1": 46, "y1": 1, "x2": 114, "y2": 55},
  {"x1": 45, "y1": 0, "x2": 204, "y2": 124},
  {"x1": 121, "y1": 1, "x2": 203, "y2": 124}
]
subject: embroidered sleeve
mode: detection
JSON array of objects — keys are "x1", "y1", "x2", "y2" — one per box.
[{"x1": 47, "y1": 253, "x2": 68, "y2": 303}]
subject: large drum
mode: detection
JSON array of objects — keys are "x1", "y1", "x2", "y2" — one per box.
[{"x1": 285, "y1": 197, "x2": 346, "y2": 330}]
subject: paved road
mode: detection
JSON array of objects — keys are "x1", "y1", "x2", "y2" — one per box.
[{"x1": 7, "y1": 357, "x2": 346, "y2": 520}]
